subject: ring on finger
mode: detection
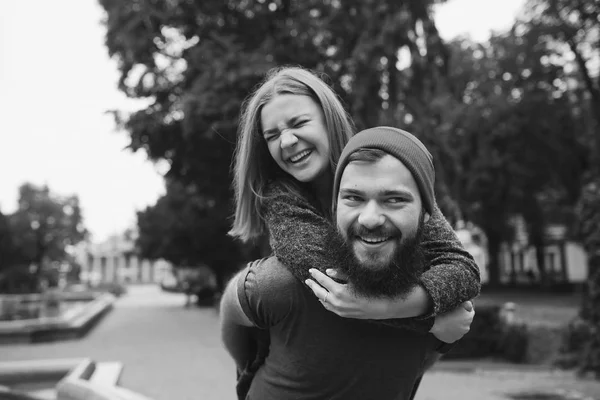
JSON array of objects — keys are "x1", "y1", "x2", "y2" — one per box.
[{"x1": 324, "y1": 292, "x2": 329, "y2": 303}]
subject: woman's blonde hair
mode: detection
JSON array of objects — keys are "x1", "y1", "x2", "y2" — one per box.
[{"x1": 229, "y1": 66, "x2": 355, "y2": 243}]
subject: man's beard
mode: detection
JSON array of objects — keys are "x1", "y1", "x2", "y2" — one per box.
[{"x1": 339, "y1": 212, "x2": 426, "y2": 299}]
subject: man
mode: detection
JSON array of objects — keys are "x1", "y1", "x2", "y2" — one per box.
[{"x1": 221, "y1": 127, "x2": 474, "y2": 400}]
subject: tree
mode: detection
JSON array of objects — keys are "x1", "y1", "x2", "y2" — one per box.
[
  {"x1": 524, "y1": 0, "x2": 600, "y2": 146},
  {"x1": 8, "y1": 184, "x2": 87, "y2": 275},
  {"x1": 517, "y1": 0, "x2": 600, "y2": 376},
  {"x1": 576, "y1": 178, "x2": 600, "y2": 377},
  {"x1": 136, "y1": 180, "x2": 243, "y2": 289},
  {"x1": 0, "y1": 209, "x2": 18, "y2": 271},
  {"x1": 400, "y1": 30, "x2": 588, "y2": 286},
  {"x1": 99, "y1": 0, "x2": 451, "y2": 275}
]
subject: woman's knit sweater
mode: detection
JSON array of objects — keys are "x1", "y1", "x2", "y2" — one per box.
[{"x1": 262, "y1": 180, "x2": 481, "y2": 330}]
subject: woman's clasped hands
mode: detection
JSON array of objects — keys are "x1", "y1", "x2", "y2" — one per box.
[
  {"x1": 305, "y1": 268, "x2": 396, "y2": 320},
  {"x1": 305, "y1": 268, "x2": 475, "y2": 344}
]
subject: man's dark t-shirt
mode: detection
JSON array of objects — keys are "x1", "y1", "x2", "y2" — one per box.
[{"x1": 237, "y1": 257, "x2": 438, "y2": 400}]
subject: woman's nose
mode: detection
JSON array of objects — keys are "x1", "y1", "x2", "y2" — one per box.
[{"x1": 280, "y1": 130, "x2": 298, "y2": 148}]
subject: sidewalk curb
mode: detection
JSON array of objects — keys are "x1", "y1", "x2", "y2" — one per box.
[{"x1": 433, "y1": 359, "x2": 560, "y2": 374}]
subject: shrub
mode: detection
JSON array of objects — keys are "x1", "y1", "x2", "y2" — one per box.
[
  {"x1": 444, "y1": 304, "x2": 504, "y2": 359},
  {"x1": 554, "y1": 317, "x2": 593, "y2": 369},
  {"x1": 93, "y1": 282, "x2": 127, "y2": 297},
  {"x1": 443, "y1": 303, "x2": 530, "y2": 363},
  {"x1": 0, "y1": 266, "x2": 40, "y2": 294},
  {"x1": 498, "y1": 323, "x2": 529, "y2": 363},
  {"x1": 525, "y1": 324, "x2": 564, "y2": 364}
]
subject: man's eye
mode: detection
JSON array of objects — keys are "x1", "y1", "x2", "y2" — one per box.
[
  {"x1": 387, "y1": 197, "x2": 406, "y2": 204},
  {"x1": 343, "y1": 195, "x2": 362, "y2": 202}
]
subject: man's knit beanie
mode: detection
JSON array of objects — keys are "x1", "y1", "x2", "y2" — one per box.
[{"x1": 333, "y1": 126, "x2": 435, "y2": 215}]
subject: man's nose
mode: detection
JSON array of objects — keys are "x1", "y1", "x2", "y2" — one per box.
[
  {"x1": 280, "y1": 129, "x2": 298, "y2": 148},
  {"x1": 357, "y1": 201, "x2": 385, "y2": 229}
]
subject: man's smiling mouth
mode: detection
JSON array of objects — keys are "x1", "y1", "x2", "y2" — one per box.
[{"x1": 357, "y1": 236, "x2": 391, "y2": 245}]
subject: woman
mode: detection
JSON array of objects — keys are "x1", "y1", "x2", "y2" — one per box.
[{"x1": 228, "y1": 66, "x2": 479, "y2": 397}]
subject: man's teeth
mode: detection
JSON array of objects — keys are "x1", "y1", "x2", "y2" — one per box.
[
  {"x1": 290, "y1": 150, "x2": 311, "y2": 162},
  {"x1": 359, "y1": 237, "x2": 389, "y2": 244}
]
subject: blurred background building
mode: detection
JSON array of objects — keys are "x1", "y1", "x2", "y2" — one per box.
[
  {"x1": 73, "y1": 233, "x2": 171, "y2": 286},
  {"x1": 457, "y1": 219, "x2": 588, "y2": 287}
]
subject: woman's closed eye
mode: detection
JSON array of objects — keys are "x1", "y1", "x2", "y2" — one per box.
[
  {"x1": 293, "y1": 119, "x2": 309, "y2": 128},
  {"x1": 264, "y1": 132, "x2": 280, "y2": 142}
]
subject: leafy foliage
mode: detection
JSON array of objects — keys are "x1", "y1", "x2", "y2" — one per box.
[
  {"x1": 396, "y1": 28, "x2": 589, "y2": 284},
  {"x1": 99, "y1": 0, "x2": 452, "y2": 276},
  {"x1": 7, "y1": 184, "x2": 87, "y2": 270},
  {"x1": 136, "y1": 180, "x2": 243, "y2": 287},
  {"x1": 0, "y1": 184, "x2": 87, "y2": 293},
  {"x1": 523, "y1": 0, "x2": 600, "y2": 137},
  {"x1": 518, "y1": 0, "x2": 600, "y2": 375},
  {"x1": 0, "y1": 210, "x2": 18, "y2": 270}
]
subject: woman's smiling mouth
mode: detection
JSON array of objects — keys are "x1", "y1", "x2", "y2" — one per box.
[{"x1": 289, "y1": 149, "x2": 312, "y2": 164}]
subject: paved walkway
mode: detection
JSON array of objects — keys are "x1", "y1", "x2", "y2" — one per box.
[
  {"x1": 1, "y1": 285, "x2": 598, "y2": 400},
  {"x1": 0, "y1": 285, "x2": 236, "y2": 400}
]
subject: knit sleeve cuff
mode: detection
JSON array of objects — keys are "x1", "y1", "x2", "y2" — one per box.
[{"x1": 415, "y1": 279, "x2": 439, "y2": 319}]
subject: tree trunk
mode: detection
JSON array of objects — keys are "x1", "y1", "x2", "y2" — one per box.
[
  {"x1": 213, "y1": 267, "x2": 228, "y2": 293},
  {"x1": 33, "y1": 229, "x2": 46, "y2": 278},
  {"x1": 486, "y1": 233, "x2": 502, "y2": 287},
  {"x1": 509, "y1": 251, "x2": 517, "y2": 285},
  {"x1": 577, "y1": 174, "x2": 600, "y2": 377},
  {"x1": 580, "y1": 257, "x2": 600, "y2": 378},
  {"x1": 534, "y1": 243, "x2": 548, "y2": 287}
]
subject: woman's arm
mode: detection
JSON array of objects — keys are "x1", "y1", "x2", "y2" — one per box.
[
  {"x1": 306, "y1": 269, "x2": 476, "y2": 343},
  {"x1": 266, "y1": 182, "x2": 480, "y2": 315},
  {"x1": 263, "y1": 181, "x2": 433, "y2": 332},
  {"x1": 307, "y1": 203, "x2": 481, "y2": 320},
  {"x1": 419, "y1": 204, "x2": 481, "y2": 316},
  {"x1": 262, "y1": 182, "x2": 349, "y2": 283},
  {"x1": 306, "y1": 268, "x2": 431, "y2": 319}
]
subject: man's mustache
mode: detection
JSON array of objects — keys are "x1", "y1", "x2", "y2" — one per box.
[{"x1": 348, "y1": 224, "x2": 402, "y2": 240}]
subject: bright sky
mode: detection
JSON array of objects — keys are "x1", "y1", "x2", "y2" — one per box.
[{"x1": 0, "y1": 0, "x2": 525, "y2": 243}]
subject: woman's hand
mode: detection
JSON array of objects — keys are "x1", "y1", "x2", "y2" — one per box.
[
  {"x1": 305, "y1": 268, "x2": 393, "y2": 319},
  {"x1": 430, "y1": 301, "x2": 475, "y2": 343}
]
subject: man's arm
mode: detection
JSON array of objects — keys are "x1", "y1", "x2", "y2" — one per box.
[
  {"x1": 220, "y1": 271, "x2": 256, "y2": 372},
  {"x1": 220, "y1": 258, "x2": 298, "y2": 370}
]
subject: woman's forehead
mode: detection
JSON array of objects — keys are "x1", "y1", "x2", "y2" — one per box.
[{"x1": 261, "y1": 94, "x2": 320, "y2": 123}]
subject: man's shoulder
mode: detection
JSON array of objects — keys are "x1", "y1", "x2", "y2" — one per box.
[
  {"x1": 238, "y1": 257, "x2": 304, "y2": 328},
  {"x1": 240, "y1": 257, "x2": 304, "y2": 305},
  {"x1": 247, "y1": 256, "x2": 299, "y2": 288}
]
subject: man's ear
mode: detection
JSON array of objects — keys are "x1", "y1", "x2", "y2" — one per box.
[{"x1": 424, "y1": 212, "x2": 431, "y2": 223}]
